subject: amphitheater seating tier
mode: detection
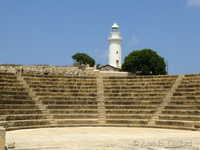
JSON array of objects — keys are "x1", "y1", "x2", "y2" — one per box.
[
  {"x1": 22, "y1": 74, "x2": 99, "y2": 126},
  {"x1": 0, "y1": 72, "x2": 200, "y2": 131},
  {"x1": 0, "y1": 73, "x2": 50, "y2": 130},
  {"x1": 156, "y1": 74, "x2": 200, "y2": 130},
  {"x1": 103, "y1": 75, "x2": 178, "y2": 126}
]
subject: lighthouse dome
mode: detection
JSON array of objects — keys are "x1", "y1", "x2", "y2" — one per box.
[
  {"x1": 111, "y1": 22, "x2": 120, "y2": 33},
  {"x1": 111, "y1": 22, "x2": 119, "y2": 29}
]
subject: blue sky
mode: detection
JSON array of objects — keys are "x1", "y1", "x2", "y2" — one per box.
[{"x1": 0, "y1": 0, "x2": 200, "y2": 75}]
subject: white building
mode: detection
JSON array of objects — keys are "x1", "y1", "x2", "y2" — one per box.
[{"x1": 108, "y1": 22, "x2": 123, "y2": 69}]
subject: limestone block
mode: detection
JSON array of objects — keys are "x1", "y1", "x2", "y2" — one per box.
[
  {"x1": 0, "y1": 126, "x2": 5, "y2": 150},
  {"x1": 0, "y1": 65, "x2": 95, "y2": 76},
  {"x1": 8, "y1": 142, "x2": 15, "y2": 149},
  {"x1": 194, "y1": 122, "x2": 200, "y2": 128}
]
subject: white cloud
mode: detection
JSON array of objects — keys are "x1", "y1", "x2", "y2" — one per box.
[
  {"x1": 187, "y1": 0, "x2": 200, "y2": 7},
  {"x1": 127, "y1": 36, "x2": 139, "y2": 46}
]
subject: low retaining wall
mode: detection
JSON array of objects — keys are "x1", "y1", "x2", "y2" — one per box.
[
  {"x1": 0, "y1": 126, "x2": 5, "y2": 150},
  {"x1": 0, "y1": 65, "x2": 95, "y2": 76}
]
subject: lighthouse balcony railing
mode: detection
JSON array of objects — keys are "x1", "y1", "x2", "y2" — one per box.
[{"x1": 108, "y1": 35, "x2": 122, "y2": 39}]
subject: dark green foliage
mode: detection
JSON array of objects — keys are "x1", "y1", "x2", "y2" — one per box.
[
  {"x1": 122, "y1": 49, "x2": 167, "y2": 75},
  {"x1": 96, "y1": 63, "x2": 101, "y2": 68},
  {"x1": 72, "y1": 53, "x2": 95, "y2": 67}
]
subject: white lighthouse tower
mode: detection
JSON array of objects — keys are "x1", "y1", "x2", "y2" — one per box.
[{"x1": 108, "y1": 22, "x2": 123, "y2": 68}]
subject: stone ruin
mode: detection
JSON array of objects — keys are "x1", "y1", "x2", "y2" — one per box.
[
  {"x1": 0, "y1": 127, "x2": 5, "y2": 150},
  {"x1": 0, "y1": 63, "x2": 95, "y2": 76}
]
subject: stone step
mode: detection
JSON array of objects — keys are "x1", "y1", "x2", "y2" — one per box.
[
  {"x1": 165, "y1": 105, "x2": 200, "y2": 110},
  {"x1": 22, "y1": 74, "x2": 96, "y2": 78},
  {"x1": 0, "y1": 95, "x2": 33, "y2": 100},
  {"x1": 24, "y1": 76, "x2": 96, "y2": 80},
  {"x1": 35, "y1": 92, "x2": 97, "y2": 97},
  {"x1": 180, "y1": 80, "x2": 200, "y2": 84},
  {"x1": 103, "y1": 78, "x2": 176, "y2": 82},
  {"x1": 105, "y1": 100, "x2": 162, "y2": 105},
  {"x1": 104, "y1": 85, "x2": 173, "y2": 89},
  {"x1": 41, "y1": 100, "x2": 97, "y2": 105},
  {"x1": 175, "y1": 88, "x2": 200, "y2": 92},
  {"x1": 168, "y1": 100, "x2": 200, "y2": 105},
  {"x1": 183, "y1": 74, "x2": 200, "y2": 78},
  {"x1": 32, "y1": 88, "x2": 97, "y2": 93},
  {"x1": 106, "y1": 109, "x2": 155, "y2": 114},
  {"x1": 0, "y1": 109, "x2": 43, "y2": 115},
  {"x1": 0, "y1": 79, "x2": 21, "y2": 83},
  {"x1": 38, "y1": 96, "x2": 97, "y2": 101},
  {"x1": 56, "y1": 119, "x2": 98, "y2": 125},
  {"x1": 104, "y1": 76, "x2": 176, "y2": 80},
  {"x1": 184, "y1": 74, "x2": 200, "y2": 77},
  {"x1": 152, "y1": 124, "x2": 196, "y2": 130},
  {"x1": 5, "y1": 124, "x2": 54, "y2": 131},
  {"x1": 162, "y1": 110, "x2": 200, "y2": 115},
  {"x1": 155, "y1": 120, "x2": 195, "y2": 128},
  {"x1": 0, "y1": 76, "x2": 17, "y2": 79},
  {"x1": 0, "y1": 87, "x2": 27, "y2": 92},
  {"x1": 104, "y1": 93, "x2": 166, "y2": 97},
  {"x1": 105, "y1": 105, "x2": 158, "y2": 109},
  {"x1": 52, "y1": 114, "x2": 98, "y2": 119},
  {"x1": 106, "y1": 114, "x2": 152, "y2": 119},
  {"x1": 171, "y1": 96, "x2": 200, "y2": 100},
  {"x1": 103, "y1": 75, "x2": 178, "y2": 79},
  {"x1": 46, "y1": 105, "x2": 98, "y2": 109},
  {"x1": 25, "y1": 81, "x2": 97, "y2": 85},
  {"x1": 173, "y1": 92, "x2": 200, "y2": 96},
  {"x1": 178, "y1": 84, "x2": 200, "y2": 88},
  {"x1": 22, "y1": 75, "x2": 96, "y2": 79},
  {"x1": 29, "y1": 84, "x2": 97, "y2": 89},
  {"x1": 24, "y1": 79, "x2": 97, "y2": 83},
  {"x1": 1, "y1": 114, "x2": 47, "y2": 121},
  {"x1": 0, "y1": 119, "x2": 50, "y2": 128},
  {"x1": 104, "y1": 89, "x2": 168, "y2": 93},
  {"x1": 0, "y1": 90, "x2": 29, "y2": 96},
  {"x1": 0, "y1": 104, "x2": 39, "y2": 109},
  {"x1": 104, "y1": 96, "x2": 164, "y2": 101},
  {"x1": 0, "y1": 83, "x2": 23, "y2": 87},
  {"x1": 183, "y1": 78, "x2": 200, "y2": 81},
  {"x1": 0, "y1": 99, "x2": 35, "y2": 104},
  {"x1": 103, "y1": 81, "x2": 175, "y2": 86},
  {"x1": 106, "y1": 119, "x2": 149, "y2": 125},
  {"x1": 181, "y1": 79, "x2": 200, "y2": 85},
  {"x1": 0, "y1": 72, "x2": 16, "y2": 76},
  {"x1": 48, "y1": 109, "x2": 98, "y2": 114},
  {"x1": 159, "y1": 115, "x2": 200, "y2": 121}
]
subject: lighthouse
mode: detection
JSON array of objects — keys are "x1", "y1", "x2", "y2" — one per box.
[{"x1": 108, "y1": 22, "x2": 123, "y2": 68}]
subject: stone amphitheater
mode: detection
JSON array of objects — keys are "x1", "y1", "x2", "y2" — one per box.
[{"x1": 0, "y1": 65, "x2": 200, "y2": 150}]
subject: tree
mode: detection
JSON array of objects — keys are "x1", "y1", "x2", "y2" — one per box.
[
  {"x1": 122, "y1": 49, "x2": 167, "y2": 75},
  {"x1": 72, "y1": 53, "x2": 95, "y2": 67}
]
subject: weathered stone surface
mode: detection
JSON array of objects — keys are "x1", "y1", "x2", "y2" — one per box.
[
  {"x1": 0, "y1": 126, "x2": 5, "y2": 150},
  {"x1": 8, "y1": 142, "x2": 15, "y2": 149},
  {"x1": 1, "y1": 70, "x2": 200, "y2": 131},
  {"x1": 5, "y1": 127, "x2": 200, "y2": 150},
  {"x1": 0, "y1": 65, "x2": 95, "y2": 76}
]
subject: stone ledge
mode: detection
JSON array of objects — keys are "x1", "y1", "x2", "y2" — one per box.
[
  {"x1": 0, "y1": 126, "x2": 5, "y2": 150},
  {"x1": 0, "y1": 65, "x2": 95, "y2": 76}
]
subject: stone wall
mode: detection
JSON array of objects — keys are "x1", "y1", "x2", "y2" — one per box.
[
  {"x1": 0, "y1": 126, "x2": 5, "y2": 150},
  {"x1": 98, "y1": 71, "x2": 133, "y2": 77},
  {"x1": 0, "y1": 65, "x2": 95, "y2": 76}
]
